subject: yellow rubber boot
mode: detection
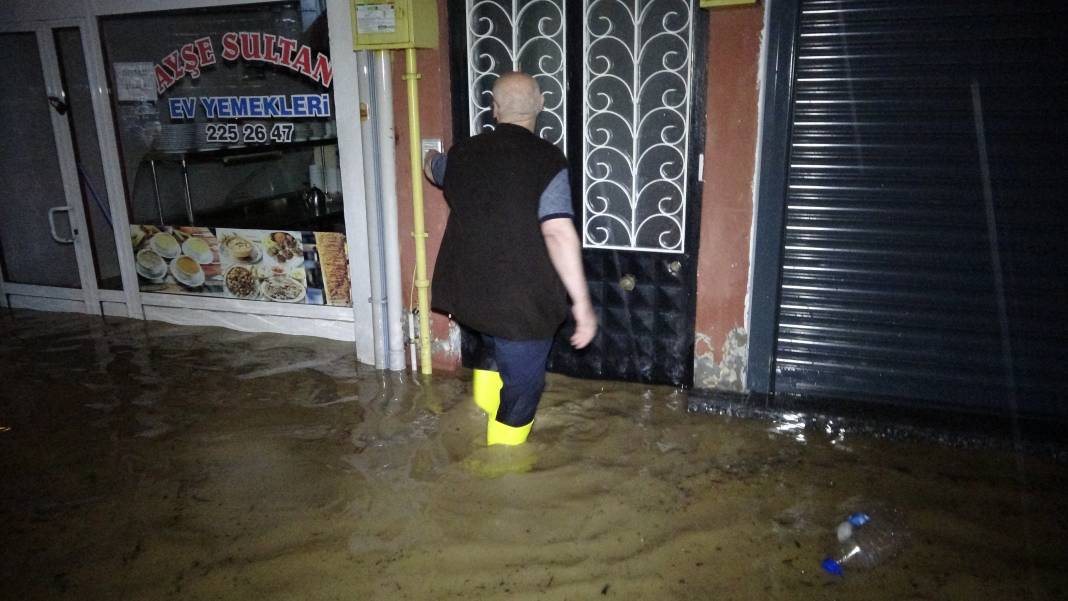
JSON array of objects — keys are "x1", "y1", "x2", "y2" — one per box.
[
  {"x1": 472, "y1": 368, "x2": 503, "y2": 416},
  {"x1": 487, "y1": 419, "x2": 533, "y2": 446}
]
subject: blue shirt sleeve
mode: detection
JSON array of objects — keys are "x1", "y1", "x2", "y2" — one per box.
[
  {"x1": 431, "y1": 153, "x2": 447, "y2": 187},
  {"x1": 538, "y1": 168, "x2": 573, "y2": 222}
]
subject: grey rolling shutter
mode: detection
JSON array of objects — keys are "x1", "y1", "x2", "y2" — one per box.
[{"x1": 774, "y1": 1, "x2": 1068, "y2": 415}]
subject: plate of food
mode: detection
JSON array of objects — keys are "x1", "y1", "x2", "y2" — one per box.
[
  {"x1": 223, "y1": 264, "x2": 258, "y2": 299},
  {"x1": 257, "y1": 263, "x2": 289, "y2": 279},
  {"x1": 135, "y1": 248, "x2": 167, "y2": 281},
  {"x1": 220, "y1": 233, "x2": 260, "y2": 263},
  {"x1": 131, "y1": 224, "x2": 161, "y2": 249},
  {"x1": 170, "y1": 254, "x2": 205, "y2": 287},
  {"x1": 131, "y1": 226, "x2": 147, "y2": 249},
  {"x1": 260, "y1": 275, "x2": 306, "y2": 303},
  {"x1": 263, "y1": 231, "x2": 302, "y2": 264},
  {"x1": 182, "y1": 236, "x2": 214, "y2": 264},
  {"x1": 149, "y1": 232, "x2": 180, "y2": 259}
]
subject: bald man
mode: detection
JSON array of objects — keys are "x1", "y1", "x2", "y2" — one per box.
[{"x1": 424, "y1": 72, "x2": 597, "y2": 446}]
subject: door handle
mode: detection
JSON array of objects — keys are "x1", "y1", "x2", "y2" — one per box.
[{"x1": 47, "y1": 206, "x2": 75, "y2": 244}]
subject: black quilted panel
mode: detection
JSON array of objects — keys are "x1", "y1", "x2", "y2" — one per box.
[{"x1": 546, "y1": 248, "x2": 697, "y2": 387}]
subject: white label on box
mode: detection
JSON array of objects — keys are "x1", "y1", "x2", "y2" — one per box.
[
  {"x1": 114, "y1": 62, "x2": 158, "y2": 102},
  {"x1": 356, "y1": 3, "x2": 397, "y2": 34}
]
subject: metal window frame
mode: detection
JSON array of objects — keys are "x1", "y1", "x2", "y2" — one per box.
[
  {"x1": 464, "y1": 0, "x2": 568, "y2": 147},
  {"x1": 580, "y1": 0, "x2": 696, "y2": 254},
  {"x1": 0, "y1": 0, "x2": 378, "y2": 361}
]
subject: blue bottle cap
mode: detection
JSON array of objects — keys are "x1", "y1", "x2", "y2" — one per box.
[
  {"x1": 847, "y1": 512, "x2": 871, "y2": 527},
  {"x1": 821, "y1": 557, "x2": 844, "y2": 576}
]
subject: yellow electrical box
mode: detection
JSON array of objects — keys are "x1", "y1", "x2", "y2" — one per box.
[{"x1": 351, "y1": 0, "x2": 438, "y2": 50}]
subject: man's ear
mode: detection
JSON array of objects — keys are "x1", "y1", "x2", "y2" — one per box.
[{"x1": 491, "y1": 99, "x2": 500, "y2": 121}]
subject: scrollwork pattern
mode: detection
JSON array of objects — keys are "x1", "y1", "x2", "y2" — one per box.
[
  {"x1": 466, "y1": 0, "x2": 567, "y2": 148},
  {"x1": 582, "y1": 0, "x2": 693, "y2": 253}
]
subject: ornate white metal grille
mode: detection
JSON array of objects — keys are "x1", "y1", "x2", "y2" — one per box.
[
  {"x1": 582, "y1": 0, "x2": 694, "y2": 253},
  {"x1": 466, "y1": 0, "x2": 567, "y2": 148}
]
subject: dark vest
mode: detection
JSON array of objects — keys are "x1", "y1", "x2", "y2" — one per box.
[{"x1": 432, "y1": 123, "x2": 570, "y2": 339}]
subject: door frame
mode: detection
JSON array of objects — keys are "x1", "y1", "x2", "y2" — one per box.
[
  {"x1": 446, "y1": 0, "x2": 709, "y2": 386},
  {"x1": 0, "y1": 19, "x2": 105, "y2": 315},
  {"x1": 746, "y1": 0, "x2": 798, "y2": 394}
]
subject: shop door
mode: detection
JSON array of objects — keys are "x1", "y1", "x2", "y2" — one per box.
[
  {"x1": 0, "y1": 23, "x2": 103, "y2": 314},
  {"x1": 450, "y1": 0, "x2": 707, "y2": 386},
  {"x1": 749, "y1": 1, "x2": 1068, "y2": 415}
]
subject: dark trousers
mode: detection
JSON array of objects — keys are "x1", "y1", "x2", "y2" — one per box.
[{"x1": 481, "y1": 334, "x2": 554, "y2": 427}]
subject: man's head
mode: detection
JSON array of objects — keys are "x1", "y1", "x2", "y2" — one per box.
[{"x1": 491, "y1": 71, "x2": 543, "y2": 130}]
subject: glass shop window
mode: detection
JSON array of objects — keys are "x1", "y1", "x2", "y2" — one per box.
[{"x1": 101, "y1": 1, "x2": 353, "y2": 307}]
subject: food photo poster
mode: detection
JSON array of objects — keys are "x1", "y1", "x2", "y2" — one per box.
[{"x1": 130, "y1": 225, "x2": 352, "y2": 307}]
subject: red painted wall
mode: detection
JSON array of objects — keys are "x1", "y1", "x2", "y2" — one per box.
[
  {"x1": 693, "y1": 5, "x2": 764, "y2": 391},
  {"x1": 391, "y1": 2, "x2": 766, "y2": 385},
  {"x1": 392, "y1": 0, "x2": 457, "y2": 370}
]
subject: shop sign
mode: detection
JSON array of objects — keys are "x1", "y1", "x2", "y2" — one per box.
[
  {"x1": 131, "y1": 225, "x2": 352, "y2": 307},
  {"x1": 151, "y1": 31, "x2": 335, "y2": 145},
  {"x1": 166, "y1": 94, "x2": 331, "y2": 119},
  {"x1": 153, "y1": 32, "x2": 333, "y2": 93}
]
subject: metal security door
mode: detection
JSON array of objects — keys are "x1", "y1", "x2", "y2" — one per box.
[
  {"x1": 0, "y1": 22, "x2": 103, "y2": 314},
  {"x1": 749, "y1": 1, "x2": 1068, "y2": 415},
  {"x1": 450, "y1": 0, "x2": 707, "y2": 386}
]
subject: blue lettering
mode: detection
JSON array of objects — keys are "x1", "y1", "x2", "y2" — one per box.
[
  {"x1": 249, "y1": 96, "x2": 263, "y2": 117},
  {"x1": 168, "y1": 98, "x2": 186, "y2": 120},
  {"x1": 291, "y1": 95, "x2": 307, "y2": 116},
  {"x1": 199, "y1": 97, "x2": 219, "y2": 119},
  {"x1": 233, "y1": 96, "x2": 250, "y2": 117},
  {"x1": 304, "y1": 95, "x2": 320, "y2": 116},
  {"x1": 181, "y1": 98, "x2": 196, "y2": 119},
  {"x1": 278, "y1": 95, "x2": 293, "y2": 117},
  {"x1": 264, "y1": 96, "x2": 280, "y2": 117},
  {"x1": 320, "y1": 94, "x2": 331, "y2": 117},
  {"x1": 217, "y1": 98, "x2": 232, "y2": 118}
]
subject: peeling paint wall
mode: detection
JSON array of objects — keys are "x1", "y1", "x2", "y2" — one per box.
[
  {"x1": 692, "y1": 6, "x2": 764, "y2": 393},
  {"x1": 430, "y1": 319, "x2": 462, "y2": 364},
  {"x1": 694, "y1": 327, "x2": 749, "y2": 392}
]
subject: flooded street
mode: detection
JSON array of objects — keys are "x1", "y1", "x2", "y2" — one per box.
[{"x1": 2, "y1": 309, "x2": 1066, "y2": 600}]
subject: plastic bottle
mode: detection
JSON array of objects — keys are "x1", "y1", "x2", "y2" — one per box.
[{"x1": 821, "y1": 511, "x2": 906, "y2": 576}]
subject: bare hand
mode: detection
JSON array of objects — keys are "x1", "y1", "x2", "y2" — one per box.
[{"x1": 570, "y1": 301, "x2": 597, "y2": 349}]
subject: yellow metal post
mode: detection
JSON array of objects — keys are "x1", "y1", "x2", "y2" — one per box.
[{"x1": 403, "y1": 47, "x2": 433, "y2": 375}]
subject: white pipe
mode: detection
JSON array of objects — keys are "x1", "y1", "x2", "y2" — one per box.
[
  {"x1": 375, "y1": 50, "x2": 407, "y2": 371},
  {"x1": 356, "y1": 50, "x2": 388, "y2": 369}
]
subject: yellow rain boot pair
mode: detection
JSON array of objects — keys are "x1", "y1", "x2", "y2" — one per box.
[{"x1": 472, "y1": 368, "x2": 532, "y2": 446}]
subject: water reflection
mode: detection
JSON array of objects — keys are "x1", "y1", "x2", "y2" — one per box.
[{"x1": 770, "y1": 411, "x2": 807, "y2": 444}]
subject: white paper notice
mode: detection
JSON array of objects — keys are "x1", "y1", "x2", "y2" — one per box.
[
  {"x1": 114, "y1": 62, "x2": 158, "y2": 102},
  {"x1": 356, "y1": 3, "x2": 397, "y2": 34}
]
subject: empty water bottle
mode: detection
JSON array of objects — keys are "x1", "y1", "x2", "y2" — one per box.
[{"x1": 821, "y1": 510, "x2": 907, "y2": 576}]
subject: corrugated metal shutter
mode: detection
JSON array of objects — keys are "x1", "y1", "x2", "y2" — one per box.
[{"x1": 774, "y1": 0, "x2": 1068, "y2": 415}]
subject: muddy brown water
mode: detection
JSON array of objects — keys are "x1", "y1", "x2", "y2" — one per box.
[{"x1": 1, "y1": 309, "x2": 1066, "y2": 600}]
